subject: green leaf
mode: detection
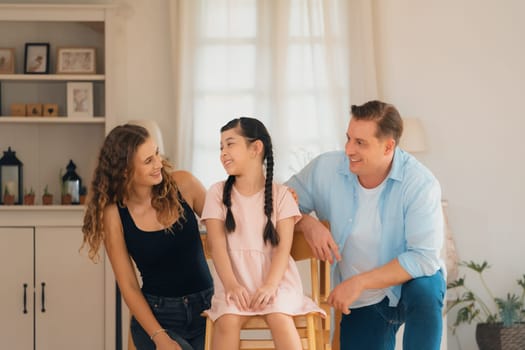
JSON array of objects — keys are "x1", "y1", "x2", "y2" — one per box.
[
  {"x1": 496, "y1": 293, "x2": 522, "y2": 326},
  {"x1": 462, "y1": 260, "x2": 490, "y2": 273},
  {"x1": 447, "y1": 277, "x2": 465, "y2": 289}
]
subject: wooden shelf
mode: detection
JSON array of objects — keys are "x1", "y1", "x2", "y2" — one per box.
[
  {"x1": 0, "y1": 116, "x2": 105, "y2": 124},
  {"x1": 0, "y1": 204, "x2": 85, "y2": 211},
  {"x1": 0, "y1": 74, "x2": 105, "y2": 81}
]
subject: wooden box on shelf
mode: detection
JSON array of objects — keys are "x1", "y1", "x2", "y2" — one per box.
[
  {"x1": 43, "y1": 103, "x2": 58, "y2": 117},
  {"x1": 26, "y1": 103, "x2": 43, "y2": 117},
  {"x1": 10, "y1": 104, "x2": 26, "y2": 116}
]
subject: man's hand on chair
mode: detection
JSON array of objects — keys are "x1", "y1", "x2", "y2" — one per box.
[{"x1": 299, "y1": 215, "x2": 341, "y2": 264}]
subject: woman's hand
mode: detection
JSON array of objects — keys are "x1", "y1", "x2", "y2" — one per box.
[
  {"x1": 250, "y1": 284, "x2": 277, "y2": 311},
  {"x1": 225, "y1": 284, "x2": 252, "y2": 311},
  {"x1": 153, "y1": 332, "x2": 183, "y2": 350}
]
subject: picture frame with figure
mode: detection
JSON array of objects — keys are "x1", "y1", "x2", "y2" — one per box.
[
  {"x1": 67, "y1": 82, "x2": 93, "y2": 117},
  {"x1": 0, "y1": 48, "x2": 15, "y2": 74},
  {"x1": 24, "y1": 43, "x2": 50, "y2": 74},
  {"x1": 57, "y1": 47, "x2": 96, "y2": 74}
]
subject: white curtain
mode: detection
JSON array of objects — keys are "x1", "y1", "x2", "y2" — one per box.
[{"x1": 169, "y1": 0, "x2": 377, "y2": 188}]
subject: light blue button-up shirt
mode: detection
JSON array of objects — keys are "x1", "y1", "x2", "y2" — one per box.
[{"x1": 285, "y1": 148, "x2": 444, "y2": 306}]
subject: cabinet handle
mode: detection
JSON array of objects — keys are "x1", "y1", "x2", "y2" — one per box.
[
  {"x1": 23, "y1": 283, "x2": 28, "y2": 314},
  {"x1": 41, "y1": 282, "x2": 46, "y2": 313}
]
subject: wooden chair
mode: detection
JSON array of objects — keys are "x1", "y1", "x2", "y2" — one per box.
[{"x1": 202, "y1": 221, "x2": 331, "y2": 350}]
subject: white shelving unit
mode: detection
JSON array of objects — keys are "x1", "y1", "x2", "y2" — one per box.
[
  {"x1": 0, "y1": 4, "x2": 117, "y2": 350},
  {"x1": 0, "y1": 3, "x2": 114, "y2": 204}
]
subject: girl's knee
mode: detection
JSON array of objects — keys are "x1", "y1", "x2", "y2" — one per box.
[
  {"x1": 214, "y1": 314, "x2": 244, "y2": 332},
  {"x1": 264, "y1": 313, "x2": 295, "y2": 328}
]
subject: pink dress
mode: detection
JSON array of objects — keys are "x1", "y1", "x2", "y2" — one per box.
[{"x1": 201, "y1": 181, "x2": 325, "y2": 321}]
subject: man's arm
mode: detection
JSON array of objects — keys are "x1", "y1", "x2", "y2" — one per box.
[
  {"x1": 328, "y1": 258, "x2": 412, "y2": 314},
  {"x1": 296, "y1": 214, "x2": 341, "y2": 263}
]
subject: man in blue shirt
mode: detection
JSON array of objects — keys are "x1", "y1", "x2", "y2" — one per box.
[{"x1": 286, "y1": 100, "x2": 445, "y2": 350}]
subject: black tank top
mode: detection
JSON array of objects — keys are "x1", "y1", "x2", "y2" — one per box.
[{"x1": 117, "y1": 197, "x2": 212, "y2": 297}]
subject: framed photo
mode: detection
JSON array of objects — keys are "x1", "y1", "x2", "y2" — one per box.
[
  {"x1": 24, "y1": 43, "x2": 50, "y2": 74},
  {"x1": 0, "y1": 48, "x2": 15, "y2": 74},
  {"x1": 67, "y1": 82, "x2": 93, "y2": 117},
  {"x1": 57, "y1": 47, "x2": 96, "y2": 74}
]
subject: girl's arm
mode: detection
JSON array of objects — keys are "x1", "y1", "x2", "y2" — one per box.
[
  {"x1": 205, "y1": 218, "x2": 251, "y2": 310},
  {"x1": 250, "y1": 216, "x2": 295, "y2": 310},
  {"x1": 171, "y1": 170, "x2": 206, "y2": 217},
  {"x1": 103, "y1": 205, "x2": 181, "y2": 350}
]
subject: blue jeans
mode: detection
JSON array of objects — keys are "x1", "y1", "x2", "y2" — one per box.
[
  {"x1": 130, "y1": 287, "x2": 213, "y2": 350},
  {"x1": 339, "y1": 270, "x2": 445, "y2": 350}
]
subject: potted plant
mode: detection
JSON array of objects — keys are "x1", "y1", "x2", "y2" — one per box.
[
  {"x1": 3, "y1": 185, "x2": 15, "y2": 205},
  {"x1": 447, "y1": 260, "x2": 525, "y2": 350},
  {"x1": 23, "y1": 187, "x2": 35, "y2": 205},
  {"x1": 42, "y1": 185, "x2": 53, "y2": 205}
]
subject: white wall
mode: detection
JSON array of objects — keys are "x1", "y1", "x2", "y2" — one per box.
[
  {"x1": 372, "y1": 1, "x2": 525, "y2": 349},
  {"x1": 107, "y1": 0, "x2": 174, "y2": 145}
]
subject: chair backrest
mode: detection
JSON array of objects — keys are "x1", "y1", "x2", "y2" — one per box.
[{"x1": 288, "y1": 221, "x2": 330, "y2": 306}]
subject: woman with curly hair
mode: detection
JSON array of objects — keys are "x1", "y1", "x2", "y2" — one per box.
[{"x1": 82, "y1": 124, "x2": 213, "y2": 350}]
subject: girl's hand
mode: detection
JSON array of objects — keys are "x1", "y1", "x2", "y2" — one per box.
[
  {"x1": 250, "y1": 284, "x2": 277, "y2": 311},
  {"x1": 225, "y1": 284, "x2": 251, "y2": 311}
]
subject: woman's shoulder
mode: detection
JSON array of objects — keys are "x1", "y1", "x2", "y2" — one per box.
[
  {"x1": 170, "y1": 170, "x2": 207, "y2": 207},
  {"x1": 171, "y1": 170, "x2": 203, "y2": 194},
  {"x1": 103, "y1": 202, "x2": 119, "y2": 217},
  {"x1": 102, "y1": 203, "x2": 123, "y2": 234},
  {"x1": 170, "y1": 169, "x2": 194, "y2": 185}
]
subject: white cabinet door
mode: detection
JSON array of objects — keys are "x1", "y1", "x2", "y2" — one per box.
[
  {"x1": 35, "y1": 227, "x2": 105, "y2": 350},
  {"x1": 0, "y1": 227, "x2": 34, "y2": 350}
]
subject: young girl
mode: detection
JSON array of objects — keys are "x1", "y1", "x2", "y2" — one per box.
[
  {"x1": 82, "y1": 124, "x2": 213, "y2": 350},
  {"x1": 201, "y1": 117, "x2": 325, "y2": 350}
]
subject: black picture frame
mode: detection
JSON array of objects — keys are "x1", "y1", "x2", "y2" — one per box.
[{"x1": 24, "y1": 43, "x2": 50, "y2": 74}]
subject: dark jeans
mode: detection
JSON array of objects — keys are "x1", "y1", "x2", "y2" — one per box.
[
  {"x1": 130, "y1": 287, "x2": 213, "y2": 350},
  {"x1": 340, "y1": 270, "x2": 446, "y2": 350}
]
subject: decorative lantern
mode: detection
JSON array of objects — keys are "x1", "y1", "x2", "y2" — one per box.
[
  {"x1": 62, "y1": 159, "x2": 82, "y2": 204},
  {"x1": 0, "y1": 147, "x2": 23, "y2": 205}
]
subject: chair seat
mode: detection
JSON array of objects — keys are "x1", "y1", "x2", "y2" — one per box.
[{"x1": 241, "y1": 312, "x2": 324, "y2": 329}]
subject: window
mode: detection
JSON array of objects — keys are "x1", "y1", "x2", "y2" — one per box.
[{"x1": 182, "y1": 0, "x2": 351, "y2": 187}]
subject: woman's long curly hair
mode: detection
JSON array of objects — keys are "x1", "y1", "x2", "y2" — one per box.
[
  {"x1": 221, "y1": 117, "x2": 279, "y2": 246},
  {"x1": 81, "y1": 124, "x2": 184, "y2": 262}
]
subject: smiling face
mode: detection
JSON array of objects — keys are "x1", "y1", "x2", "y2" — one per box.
[
  {"x1": 345, "y1": 118, "x2": 395, "y2": 188},
  {"x1": 130, "y1": 137, "x2": 163, "y2": 187},
  {"x1": 220, "y1": 127, "x2": 259, "y2": 176}
]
